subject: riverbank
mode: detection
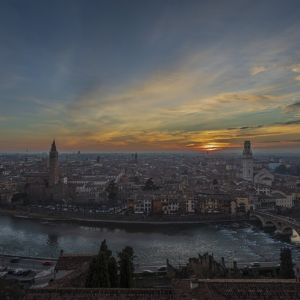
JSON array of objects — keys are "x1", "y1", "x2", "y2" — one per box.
[{"x1": 0, "y1": 205, "x2": 249, "y2": 225}]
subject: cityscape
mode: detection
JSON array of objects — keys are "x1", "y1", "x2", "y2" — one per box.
[{"x1": 1, "y1": 0, "x2": 300, "y2": 299}]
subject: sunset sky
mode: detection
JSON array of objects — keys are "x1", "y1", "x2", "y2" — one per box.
[{"x1": 1, "y1": 0, "x2": 300, "y2": 153}]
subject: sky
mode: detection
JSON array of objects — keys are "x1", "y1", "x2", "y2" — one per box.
[{"x1": 1, "y1": 0, "x2": 300, "y2": 153}]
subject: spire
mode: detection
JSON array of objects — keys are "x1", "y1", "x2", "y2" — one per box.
[{"x1": 50, "y1": 139, "x2": 57, "y2": 152}]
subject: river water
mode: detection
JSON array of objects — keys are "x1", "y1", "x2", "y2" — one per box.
[{"x1": 0, "y1": 215, "x2": 299, "y2": 265}]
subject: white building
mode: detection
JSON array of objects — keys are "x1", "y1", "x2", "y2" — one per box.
[
  {"x1": 254, "y1": 168, "x2": 274, "y2": 186},
  {"x1": 168, "y1": 200, "x2": 179, "y2": 214}
]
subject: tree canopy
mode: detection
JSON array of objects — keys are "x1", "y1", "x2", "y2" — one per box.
[
  {"x1": 100, "y1": 239, "x2": 112, "y2": 259},
  {"x1": 11, "y1": 192, "x2": 30, "y2": 206},
  {"x1": 144, "y1": 178, "x2": 159, "y2": 190},
  {"x1": 85, "y1": 252, "x2": 110, "y2": 288},
  {"x1": 108, "y1": 257, "x2": 119, "y2": 288},
  {"x1": 117, "y1": 245, "x2": 136, "y2": 273},
  {"x1": 85, "y1": 240, "x2": 136, "y2": 289},
  {"x1": 280, "y1": 247, "x2": 295, "y2": 279},
  {"x1": 105, "y1": 181, "x2": 118, "y2": 204},
  {"x1": 119, "y1": 253, "x2": 132, "y2": 288}
]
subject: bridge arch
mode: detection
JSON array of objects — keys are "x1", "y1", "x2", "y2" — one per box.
[
  {"x1": 281, "y1": 226, "x2": 293, "y2": 235},
  {"x1": 252, "y1": 214, "x2": 276, "y2": 229},
  {"x1": 252, "y1": 214, "x2": 267, "y2": 226},
  {"x1": 265, "y1": 220, "x2": 276, "y2": 227},
  {"x1": 251, "y1": 211, "x2": 300, "y2": 237}
]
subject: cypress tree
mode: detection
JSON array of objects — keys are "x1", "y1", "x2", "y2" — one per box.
[
  {"x1": 85, "y1": 256, "x2": 101, "y2": 288},
  {"x1": 280, "y1": 247, "x2": 295, "y2": 279},
  {"x1": 108, "y1": 256, "x2": 119, "y2": 288},
  {"x1": 119, "y1": 253, "x2": 132, "y2": 288},
  {"x1": 85, "y1": 252, "x2": 111, "y2": 288},
  {"x1": 117, "y1": 245, "x2": 136, "y2": 272},
  {"x1": 100, "y1": 239, "x2": 112, "y2": 259},
  {"x1": 97, "y1": 251, "x2": 111, "y2": 287}
]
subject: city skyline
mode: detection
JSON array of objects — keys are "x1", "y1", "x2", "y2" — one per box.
[{"x1": 1, "y1": 0, "x2": 300, "y2": 153}]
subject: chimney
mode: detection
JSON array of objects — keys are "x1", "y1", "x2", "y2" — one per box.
[
  {"x1": 60, "y1": 249, "x2": 64, "y2": 256},
  {"x1": 190, "y1": 275, "x2": 198, "y2": 290}
]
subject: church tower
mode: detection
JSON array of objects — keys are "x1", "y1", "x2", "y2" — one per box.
[
  {"x1": 242, "y1": 141, "x2": 253, "y2": 181},
  {"x1": 49, "y1": 140, "x2": 59, "y2": 187}
]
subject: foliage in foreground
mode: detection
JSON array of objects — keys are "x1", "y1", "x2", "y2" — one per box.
[
  {"x1": 85, "y1": 239, "x2": 135, "y2": 288},
  {"x1": 280, "y1": 247, "x2": 295, "y2": 279}
]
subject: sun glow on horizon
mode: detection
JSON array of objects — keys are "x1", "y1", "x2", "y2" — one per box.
[{"x1": 199, "y1": 143, "x2": 223, "y2": 151}]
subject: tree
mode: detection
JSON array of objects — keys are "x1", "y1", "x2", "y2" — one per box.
[
  {"x1": 11, "y1": 192, "x2": 30, "y2": 205},
  {"x1": 100, "y1": 239, "x2": 112, "y2": 259},
  {"x1": 117, "y1": 245, "x2": 136, "y2": 273},
  {"x1": 119, "y1": 253, "x2": 131, "y2": 288},
  {"x1": 144, "y1": 178, "x2": 156, "y2": 190},
  {"x1": 108, "y1": 256, "x2": 119, "y2": 288},
  {"x1": 275, "y1": 164, "x2": 287, "y2": 174},
  {"x1": 106, "y1": 181, "x2": 118, "y2": 204},
  {"x1": 280, "y1": 247, "x2": 295, "y2": 279},
  {"x1": 85, "y1": 252, "x2": 110, "y2": 288}
]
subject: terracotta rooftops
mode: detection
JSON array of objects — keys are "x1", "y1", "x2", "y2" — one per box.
[
  {"x1": 24, "y1": 288, "x2": 174, "y2": 300},
  {"x1": 55, "y1": 253, "x2": 95, "y2": 271},
  {"x1": 172, "y1": 279, "x2": 300, "y2": 300}
]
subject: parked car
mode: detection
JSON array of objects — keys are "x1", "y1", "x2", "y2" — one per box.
[
  {"x1": 10, "y1": 257, "x2": 20, "y2": 263},
  {"x1": 22, "y1": 269, "x2": 31, "y2": 276},
  {"x1": 156, "y1": 266, "x2": 167, "y2": 272},
  {"x1": 17, "y1": 269, "x2": 25, "y2": 276},
  {"x1": 7, "y1": 268, "x2": 15, "y2": 274},
  {"x1": 13, "y1": 268, "x2": 21, "y2": 275},
  {"x1": 42, "y1": 261, "x2": 52, "y2": 266}
]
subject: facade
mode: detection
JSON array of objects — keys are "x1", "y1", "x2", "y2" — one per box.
[
  {"x1": 235, "y1": 194, "x2": 249, "y2": 213},
  {"x1": 254, "y1": 168, "x2": 274, "y2": 186},
  {"x1": 242, "y1": 141, "x2": 253, "y2": 182},
  {"x1": 126, "y1": 198, "x2": 136, "y2": 212},
  {"x1": 49, "y1": 140, "x2": 59, "y2": 187}
]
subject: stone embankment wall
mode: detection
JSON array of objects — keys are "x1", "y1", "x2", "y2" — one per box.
[{"x1": 0, "y1": 204, "x2": 249, "y2": 224}]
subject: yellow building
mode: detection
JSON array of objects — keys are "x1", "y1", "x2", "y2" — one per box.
[{"x1": 235, "y1": 194, "x2": 249, "y2": 213}]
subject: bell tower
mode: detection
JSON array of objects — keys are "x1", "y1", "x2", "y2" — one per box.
[
  {"x1": 242, "y1": 141, "x2": 253, "y2": 181},
  {"x1": 49, "y1": 140, "x2": 59, "y2": 187}
]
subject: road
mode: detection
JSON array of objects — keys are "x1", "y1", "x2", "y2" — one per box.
[
  {"x1": 2, "y1": 257, "x2": 300, "y2": 287},
  {"x1": 135, "y1": 260, "x2": 300, "y2": 272},
  {"x1": 0, "y1": 256, "x2": 56, "y2": 272}
]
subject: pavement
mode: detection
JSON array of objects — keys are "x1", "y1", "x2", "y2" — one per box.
[{"x1": 35, "y1": 266, "x2": 54, "y2": 279}]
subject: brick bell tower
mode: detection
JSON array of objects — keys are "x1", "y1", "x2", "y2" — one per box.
[
  {"x1": 49, "y1": 139, "x2": 59, "y2": 187},
  {"x1": 242, "y1": 141, "x2": 253, "y2": 181}
]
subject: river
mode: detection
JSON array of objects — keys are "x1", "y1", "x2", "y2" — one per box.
[{"x1": 0, "y1": 215, "x2": 299, "y2": 265}]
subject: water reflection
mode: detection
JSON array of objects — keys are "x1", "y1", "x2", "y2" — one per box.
[{"x1": 47, "y1": 235, "x2": 58, "y2": 249}]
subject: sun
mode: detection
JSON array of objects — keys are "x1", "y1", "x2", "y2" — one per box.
[{"x1": 200, "y1": 143, "x2": 223, "y2": 151}]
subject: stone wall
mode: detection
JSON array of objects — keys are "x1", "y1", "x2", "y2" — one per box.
[{"x1": 0, "y1": 204, "x2": 249, "y2": 224}]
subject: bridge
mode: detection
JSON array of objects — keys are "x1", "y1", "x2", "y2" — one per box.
[{"x1": 251, "y1": 210, "x2": 300, "y2": 236}]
